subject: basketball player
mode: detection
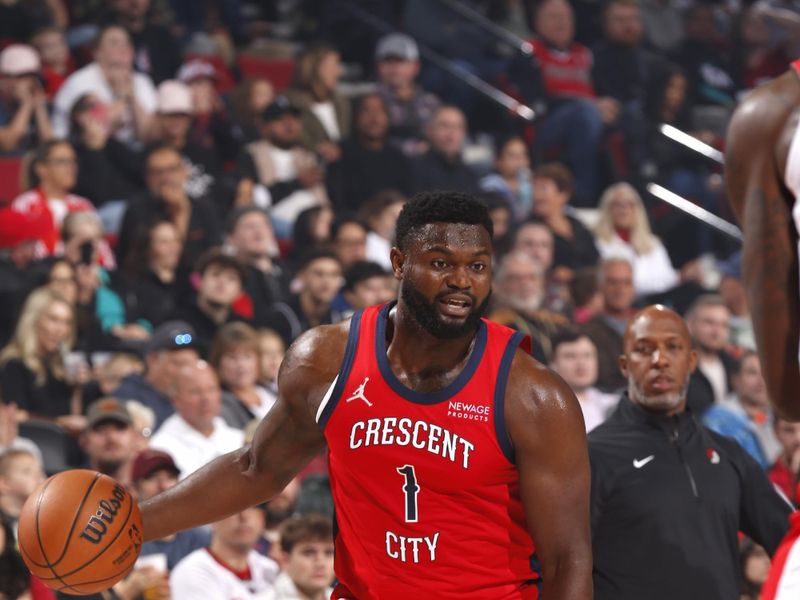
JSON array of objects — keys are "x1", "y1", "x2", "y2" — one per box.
[
  {"x1": 725, "y1": 63, "x2": 800, "y2": 421},
  {"x1": 726, "y1": 64, "x2": 800, "y2": 598},
  {"x1": 140, "y1": 191, "x2": 592, "y2": 599}
]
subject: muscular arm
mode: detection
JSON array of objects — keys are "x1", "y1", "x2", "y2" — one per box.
[
  {"x1": 506, "y1": 352, "x2": 592, "y2": 600},
  {"x1": 726, "y1": 74, "x2": 800, "y2": 420},
  {"x1": 141, "y1": 324, "x2": 347, "y2": 541}
]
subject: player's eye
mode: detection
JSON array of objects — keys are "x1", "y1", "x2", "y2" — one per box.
[
  {"x1": 432, "y1": 259, "x2": 448, "y2": 269},
  {"x1": 471, "y1": 262, "x2": 486, "y2": 272}
]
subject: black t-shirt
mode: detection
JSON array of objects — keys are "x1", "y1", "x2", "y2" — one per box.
[{"x1": 0, "y1": 358, "x2": 72, "y2": 418}]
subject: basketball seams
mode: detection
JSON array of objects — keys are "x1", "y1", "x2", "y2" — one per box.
[
  {"x1": 33, "y1": 476, "x2": 75, "y2": 592},
  {"x1": 22, "y1": 470, "x2": 141, "y2": 595},
  {"x1": 28, "y1": 472, "x2": 102, "y2": 569},
  {"x1": 53, "y1": 491, "x2": 135, "y2": 580},
  {"x1": 52, "y1": 471, "x2": 104, "y2": 566}
]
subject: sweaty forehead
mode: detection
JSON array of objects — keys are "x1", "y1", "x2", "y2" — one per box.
[{"x1": 408, "y1": 222, "x2": 491, "y2": 253}]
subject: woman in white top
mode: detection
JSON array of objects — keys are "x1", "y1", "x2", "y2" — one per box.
[
  {"x1": 287, "y1": 44, "x2": 351, "y2": 164},
  {"x1": 593, "y1": 182, "x2": 680, "y2": 297}
]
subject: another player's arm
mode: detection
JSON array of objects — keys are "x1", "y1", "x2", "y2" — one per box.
[
  {"x1": 140, "y1": 324, "x2": 347, "y2": 542},
  {"x1": 726, "y1": 76, "x2": 800, "y2": 420},
  {"x1": 505, "y1": 352, "x2": 592, "y2": 600}
]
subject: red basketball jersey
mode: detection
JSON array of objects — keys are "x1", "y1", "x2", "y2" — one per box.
[{"x1": 318, "y1": 303, "x2": 540, "y2": 600}]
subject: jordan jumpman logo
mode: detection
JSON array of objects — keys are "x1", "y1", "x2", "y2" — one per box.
[{"x1": 346, "y1": 377, "x2": 373, "y2": 407}]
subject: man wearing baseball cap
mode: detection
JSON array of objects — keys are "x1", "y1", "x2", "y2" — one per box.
[
  {"x1": 0, "y1": 44, "x2": 52, "y2": 155},
  {"x1": 113, "y1": 321, "x2": 199, "y2": 429},
  {"x1": 80, "y1": 398, "x2": 138, "y2": 486},
  {"x1": 152, "y1": 79, "x2": 225, "y2": 205},
  {"x1": 133, "y1": 448, "x2": 211, "y2": 571},
  {"x1": 374, "y1": 32, "x2": 440, "y2": 157},
  {"x1": 238, "y1": 95, "x2": 328, "y2": 238}
]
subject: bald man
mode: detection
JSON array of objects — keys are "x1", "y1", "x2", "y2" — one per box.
[
  {"x1": 588, "y1": 305, "x2": 790, "y2": 600},
  {"x1": 149, "y1": 361, "x2": 244, "y2": 478}
]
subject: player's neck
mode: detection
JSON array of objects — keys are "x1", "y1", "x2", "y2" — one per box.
[{"x1": 388, "y1": 305, "x2": 477, "y2": 384}]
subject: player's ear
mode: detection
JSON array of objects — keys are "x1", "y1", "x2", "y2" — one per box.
[{"x1": 390, "y1": 247, "x2": 404, "y2": 280}]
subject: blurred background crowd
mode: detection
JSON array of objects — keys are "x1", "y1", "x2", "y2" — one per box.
[{"x1": 0, "y1": 0, "x2": 799, "y2": 598}]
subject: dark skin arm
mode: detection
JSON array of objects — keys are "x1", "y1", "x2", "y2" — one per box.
[
  {"x1": 506, "y1": 350, "x2": 593, "y2": 600},
  {"x1": 725, "y1": 71, "x2": 800, "y2": 420},
  {"x1": 140, "y1": 323, "x2": 348, "y2": 541}
]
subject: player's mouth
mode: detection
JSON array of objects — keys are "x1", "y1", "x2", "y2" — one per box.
[{"x1": 438, "y1": 294, "x2": 473, "y2": 318}]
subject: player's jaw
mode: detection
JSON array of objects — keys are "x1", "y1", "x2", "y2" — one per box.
[{"x1": 401, "y1": 280, "x2": 490, "y2": 340}]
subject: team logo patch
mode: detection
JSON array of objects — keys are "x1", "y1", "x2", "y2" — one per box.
[
  {"x1": 707, "y1": 448, "x2": 721, "y2": 464},
  {"x1": 447, "y1": 401, "x2": 490, "y2": 422},
  {"x1": 346, "y1": 377, "x2": 373, "y2": 407}
]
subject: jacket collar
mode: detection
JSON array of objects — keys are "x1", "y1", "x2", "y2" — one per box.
[{"x1": 617, "y1": 392, "x2": 697, "y2": 436}]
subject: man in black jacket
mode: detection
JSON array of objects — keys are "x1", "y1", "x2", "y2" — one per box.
[{"x1": 589, "y1": 305, "x2": 791, "y2": 600}]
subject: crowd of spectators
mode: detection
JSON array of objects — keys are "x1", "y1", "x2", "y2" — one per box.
[{"x1": 0, "y1": 0, "x2": 798, "y2": 598}]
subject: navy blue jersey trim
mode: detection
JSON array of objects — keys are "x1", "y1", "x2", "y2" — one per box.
[
  {"x1": 494, "y1": 331, "x2": 525, "y2": 464},
  {"x1": 375, "y1": 302, "x2": 487, "y2": 405},
  {"x1": 318, "y1": 310, "x2": 363, "y2": 429}
]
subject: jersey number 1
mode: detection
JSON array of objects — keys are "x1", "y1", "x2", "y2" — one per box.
[{"x1": 396, "y1": 465, "x2": 420, "y2": 523}]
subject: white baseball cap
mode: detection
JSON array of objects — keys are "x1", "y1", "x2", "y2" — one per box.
[
  {"x1": 157, "y1": 80, "x2": 193, "y2": 114},
  {"x1": 0, "y1": 44, "x2": 41, "y2": 76}
]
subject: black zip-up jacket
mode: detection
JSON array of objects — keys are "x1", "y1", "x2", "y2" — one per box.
[{"x1": 588, "y1": 395, "x2": 791, "y2": 600}]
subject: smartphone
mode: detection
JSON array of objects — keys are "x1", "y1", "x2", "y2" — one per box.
[{"x1": 79, "y1": 240, "x2": 94, "y2": 266}]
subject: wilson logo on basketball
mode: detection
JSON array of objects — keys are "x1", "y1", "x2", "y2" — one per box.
[{"x1": 79, "y1": 484, "x2": 128, "y2": 545}]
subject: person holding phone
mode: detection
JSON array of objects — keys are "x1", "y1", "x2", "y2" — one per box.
[
  {"x1": 0, "y1": 44, "x2": 53, "y2": 155},
  {"x1": 3, "y1": 139, "x2": 116, "y2": 269}
]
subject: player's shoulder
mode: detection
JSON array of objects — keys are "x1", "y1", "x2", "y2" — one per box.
[
  {"x1": 729, "y1": 71, "x2": 800, "y2": 140},
  {"x1": 278, "y1": 319, "x2": 353, "y2": 394},
  {"x1": 504, "y1": 346, "x2": 580, "y2": 418}
]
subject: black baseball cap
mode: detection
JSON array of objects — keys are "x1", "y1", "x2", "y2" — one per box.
[
  {"x1": 261, "y1": 95, "x2": 301, "y2": 122},
  {"x1": 146, "y1": 320, "x2": 197, "y2": 354}
]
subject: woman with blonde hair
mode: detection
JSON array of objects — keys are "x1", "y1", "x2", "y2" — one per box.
[
  {"x1": 0, "y1": 287, "x2": 85, "y2": 423},
  {"x1": 287, "y1": 43, "x2": 351, "y2": 162},
  {"x1": 593, "y1": 182, "x2": 680, "y2": 296}
]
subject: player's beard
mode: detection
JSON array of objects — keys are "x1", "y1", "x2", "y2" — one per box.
[
  {"x1": 628, "y1": 373, "x2": 691, "y2": 414},
  {"x1": 401, "y1": 280, "x2": 490, "y2": 340}
]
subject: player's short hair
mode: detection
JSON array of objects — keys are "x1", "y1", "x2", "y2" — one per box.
[
  {"x1": 0, "y1": 448, "x2": 36, "y2": 478},
  {"x1": 550, "y1": 329, "x2": 594, "y2": 358},
  {"x1": 394, "y1": 191, "x2": 493, "y2": 253},
  {"x1": 533, "y1": 162, "x2": 574, "y2": 197},
  {"x1": 279, "y1": 513, "x2": 333, "y2": 554}
]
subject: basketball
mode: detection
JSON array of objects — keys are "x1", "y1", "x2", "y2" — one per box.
[{"x1": 17, "y1": 469, "x2": 143, "y2": 595}]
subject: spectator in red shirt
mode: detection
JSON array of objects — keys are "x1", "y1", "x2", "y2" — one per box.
[
  {"x1": 510, "y1": 0, "x2": 619, "y2": 207},
  {"x1": 769, "y1": 418, "x2": 800, "y2": 503}
]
